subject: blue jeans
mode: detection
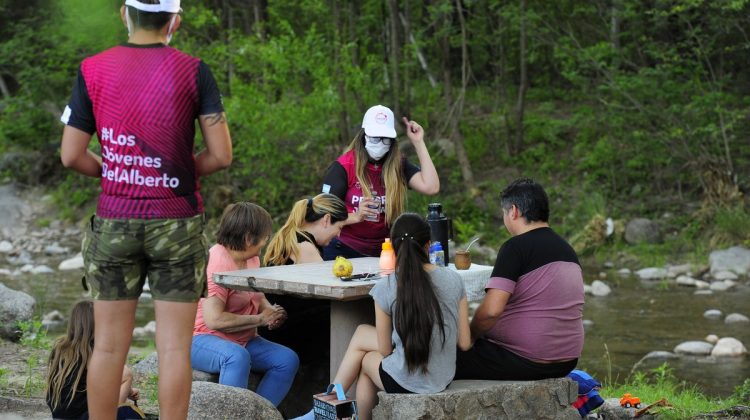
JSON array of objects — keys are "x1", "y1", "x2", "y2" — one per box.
[{"x1": 191, "y1": 334, "x2": 299, "y2": 406}]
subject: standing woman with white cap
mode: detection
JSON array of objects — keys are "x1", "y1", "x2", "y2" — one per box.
[
  {"x1": 59, "y1": 0, "x2": 233, "y2": 418},
  {"x1": 321, "y1": 105, "x2": 440, "y2": 260}
]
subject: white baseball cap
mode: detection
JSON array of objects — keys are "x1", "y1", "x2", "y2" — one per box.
[
  {"x1": 362, "y1": 105, "x2": 397, "y2": 138},
  {"x1": 125, "y1": 0, "x2": 181, "y2": 13}
]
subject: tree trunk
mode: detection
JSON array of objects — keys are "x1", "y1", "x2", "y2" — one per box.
[
  {"x1": 0, "y1": 75, "x2": 10, "y2": 99},
  {"x1": 447, "y1": 0, "x2": 479, "y2": 202},
  {"x1": 332, "y1": 0, "x2": 351, "y2": 144},
  {"x1": 387, "y1": 0, "x2": 401, "y2": 117},
  {"x1": 399, "y1": 12, "x2": 437, "y2": 89},
  {"x1": 223, "y1": 0, "x2": 234, "y2": 96},
  {"x1": 611, "y1": 0, "x2": 621, "y2": 69},
  {"x1": 514, "y1": 0, "x2": 528, "y2": 154}
]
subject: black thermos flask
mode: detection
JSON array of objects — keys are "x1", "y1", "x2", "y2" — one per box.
[{"x1": 426, "y1": 203, "x2": 452, "y2": 265}]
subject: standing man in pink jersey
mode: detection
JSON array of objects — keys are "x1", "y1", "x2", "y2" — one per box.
[{"x1": 60, "y1": 1, "x2": 232, "y2": 418}]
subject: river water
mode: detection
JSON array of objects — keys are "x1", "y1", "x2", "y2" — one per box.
[{"x1": 2, "y1": 257, "x2": 748, "y2": 397}]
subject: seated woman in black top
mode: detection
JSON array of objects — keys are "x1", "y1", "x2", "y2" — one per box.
[
  {"x1": 264, "y1": 193, "x2": 348, "y2": 266},
  {"x1": 261, "y1": 193, "x2": 349, "y2": 397},
  {"x1": 46, "y1": 300, "x2": 142, "y2": 419}
]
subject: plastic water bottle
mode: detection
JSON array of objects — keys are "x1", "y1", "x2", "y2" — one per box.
[
  {"x1": 433, "y1": 242, "x2": 445, "y2": 267},
  {"x1": 379, "y1": 238, "x2": 396, "y2": 273},
  {"x1": 429, "y1": 243, "x2": 437, "y2": 265}
]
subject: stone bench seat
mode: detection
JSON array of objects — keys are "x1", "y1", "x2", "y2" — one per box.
[
  {"x1": 373, "y1": 378, "x2": 579, "y2": 420},
  {"x1": 135, "y1": 353, "x2": 580, "y2": 419}
]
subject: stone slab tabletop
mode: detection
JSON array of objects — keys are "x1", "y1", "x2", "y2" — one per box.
[
  {"x1": 213, "y1": 256, "x2": 493, "y2": 302},
  {"x1": 213, "y1": 257, "x2": 383, "y2": 301}
]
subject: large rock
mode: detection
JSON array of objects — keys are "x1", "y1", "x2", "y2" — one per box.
[
  {"x1": 41, "y1": 309, "x2": 65, "y2": 330},
  {"x1": 725, "y1": 313, "x2": 750, "y2": 324},
  {"x1": 132, "y1": 320, "x2": 156, "y2": 339},
  {"x1": 703, "y1": 309, "x2": 723, "y2": 320},
  {"x1": 635, "y1": 267, "x2": 668, "y2": 281},
  {"x1": 667, "y1": 263, "x2": 692, "y2": 278},
  {"x1": 713, "y1": 270, "x2": 739, "y2": 281},
  {"x1": 676, "y1": 275, "x2": 697, "y2": 287},
  {"x1": 710, "y1": 337, "x2": 747, "y2": 357},
  {"x1": 673, "y1": 341, "x2": 714, "y2": 356},
  {"x1": 0, "y1": 283, "x2": 36, "y2": 341},
  {"x1": 642, "y1": 351, "x2": 678, "y2": 360},
  {"x1": 132, "y1": 351, "x2": 251, "y2": 384},
  {"x1": 709, "y1": 246, "x2": 750, "y2": 277},
  {"x1": 590, "y1": 280, "x2": 612, "y2": 297},
  {"x1": 710, "y1": 281, "x2": 734, "y2": 292},
  {"x1": 188, "y1": 381, "x2": 282, "y2": 420},
  {"x1": 598, "y1": 398, "x2": 656, "y2": 420},
  {"x1": 58, "y1": 253, "x2": 84, "y2": 271},
  {"x1": 0, "y1": 240, "x2": 13, "y2": 253},
  {"x1": 372, "y1": 378, "x2": 579, "y2": 420},
  {"x1": 624, "y1": 218, "x2": 662, "y2": 245}
]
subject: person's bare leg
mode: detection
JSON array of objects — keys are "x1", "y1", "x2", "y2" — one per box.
[
  {"x1": 332, "y1": 324, "x2": 379, "y2": 391},
  {"x1": 355, "y1": 351, "x2": 385, "y2": 420},
  {"x1": 87, "y1": 300, "x2": 137, "y2": 420},
  {"x1": 154, "y1": 300, "x2": 198, "y2": 420}
]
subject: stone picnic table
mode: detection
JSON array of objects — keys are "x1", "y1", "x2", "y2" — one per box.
[{"x1": 213, "y1": 257, "x2": 492, "y2": 381}]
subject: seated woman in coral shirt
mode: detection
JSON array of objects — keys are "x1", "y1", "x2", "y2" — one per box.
[{"x1": 191, "y1": 202, "x2": 299, "y2": 407}]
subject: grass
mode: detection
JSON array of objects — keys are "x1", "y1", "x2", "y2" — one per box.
[
  {"x1": 600, "y1": 364, "x2": 746, "y2": 419},
  {"x1": 18, "y1": 318, "x2": 52, "y2": 351}
]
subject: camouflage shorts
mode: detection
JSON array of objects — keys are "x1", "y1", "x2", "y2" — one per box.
[{"x1": 82, "y1": 214, "x2": 208, "y2": 302}]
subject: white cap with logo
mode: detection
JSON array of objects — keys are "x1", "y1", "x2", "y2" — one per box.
[
  {"x1": 125, "y1": 0, "x2": 181, "y2": 13},
  {"x1": 362, "y1": 105, "x2": 397, "y2": 138}
]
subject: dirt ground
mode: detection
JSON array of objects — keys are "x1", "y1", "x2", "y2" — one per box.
[{"x1": 0, "y1": 341, "x2": 51, "y2": 419}]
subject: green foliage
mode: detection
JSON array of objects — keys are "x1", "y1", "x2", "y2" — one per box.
[
  {"x1": 0, "y1": 367, "x2": 9, "y2": 390},
  {"x1": 51, "y1": 173, "x2": 99, "y2": 221},
  {"x1": 23, "y1": 355, "x2": 44, "y2": 397},
  {"x1": 712, "y1": 204, "x2": 750, "y2": 247},
  {"x1": 18, "y1": 318, "x2": 51, "y2": 351},
  {"x1": 733, "y1": 378, "x2": 750, "y2": 403},
  {"x1": 602, "y1": 363, "x2": 742, "y2": 419},
  {"x1": 1, "y1": 0, "x2": 749, "y2": 253}
]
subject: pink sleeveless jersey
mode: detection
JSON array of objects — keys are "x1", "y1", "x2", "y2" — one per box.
[
  {"x1": 81, "y1": 45, "x2": 203, "y2": 219},
  {"x1": 336, "y1": 150, "x2": 389, "y2": 256}
]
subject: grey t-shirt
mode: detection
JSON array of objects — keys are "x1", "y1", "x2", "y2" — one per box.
[{"x1": 369, "y1": 266, "x2": 466, "y2": 393}]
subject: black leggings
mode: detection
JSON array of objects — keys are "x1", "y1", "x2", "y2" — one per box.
[{"x1": 455, "y1": 339, "x2": 577, "y2": 381}]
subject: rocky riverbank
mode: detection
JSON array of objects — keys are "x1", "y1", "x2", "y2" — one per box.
[{"x1": 1, "y1": 183, "x2": 748, "y2": 418}]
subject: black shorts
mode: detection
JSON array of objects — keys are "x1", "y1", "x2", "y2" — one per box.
[
  {"x1": 378, "y1": 363, "x2": 413, "y2": 394},
  {"x1": 455, "y1": 338, "x2": 577, "y2": 381}
]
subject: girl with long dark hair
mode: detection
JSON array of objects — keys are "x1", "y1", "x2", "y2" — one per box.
[{"x1": 294, "y1": 213, "x2": 470, "y2": 420}]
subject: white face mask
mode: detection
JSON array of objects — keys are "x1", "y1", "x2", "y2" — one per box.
[{"x1": 365, "y1": 141, "x2": 390, "y2": 161}]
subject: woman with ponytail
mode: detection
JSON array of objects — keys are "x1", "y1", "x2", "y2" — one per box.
[
  {"x1": 261, "y1": 193, "x2": 348, "y2": 392},
  {"x1": 293, "y1": 213, "x2": 470, "y2": 420},
  {"x1": 264, "y1": 193, "x2": 348, "y2": 266}
]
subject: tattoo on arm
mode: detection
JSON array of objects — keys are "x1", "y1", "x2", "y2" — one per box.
[{"x1": 201, "y1": 112, "x2": 226, "y2": 127}]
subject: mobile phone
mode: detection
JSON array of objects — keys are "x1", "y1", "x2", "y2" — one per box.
[{"x1": 340, "y1": 273, "x2": 377, "y2": 281}]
